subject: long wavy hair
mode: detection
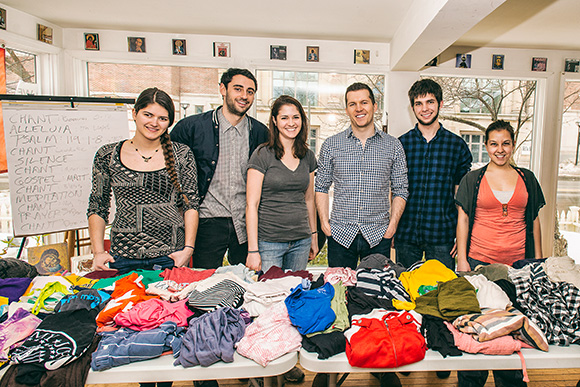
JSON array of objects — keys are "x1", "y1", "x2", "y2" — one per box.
[
  {"x1": 134, "y1": 87, "x2": 189, "y2": 206},
  {"x1": 266, "y1": 95, "x2": 309, "y2": 160}
]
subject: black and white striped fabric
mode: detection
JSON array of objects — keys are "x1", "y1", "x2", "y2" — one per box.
[
  {"x1": 187, "y1": 279, "x2": 246, "y2": 312},
  {"x1": 355, "y1": 267, "x2": 411, "y2": 303},
  {"x1": 510, "y1": 262, "x2": 580, "y2": 345}
]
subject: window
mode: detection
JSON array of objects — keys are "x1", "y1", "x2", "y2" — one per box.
[
  {"x1": 4, "y1": 48, "x2": 37, "y2": 94},
  {"x1": 309, "y1": 127, "x2": 318, "y2": 151},
  {"x1": 461, "y1": 133, "x2": 489, "y2": 165},
  {"x1": 555, "y1": 80, "x2": 580, "y2": 262},
  {"x1": 87, "y1": 63, "x2": 226, "y2": 133},
  {"x1": 256, "y1": 71, "x2": 386, "y2": 158},
  {"x1": 273, "y1": 71, "x2": 319, "y2": 107},
  {"x1": 426, "y1": 76, "x2": 536, "y2": 169}
]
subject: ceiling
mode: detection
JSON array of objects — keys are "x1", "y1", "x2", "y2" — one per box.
[{"x1": 1, "y1": 0, "x2": 579, "y2": 51}]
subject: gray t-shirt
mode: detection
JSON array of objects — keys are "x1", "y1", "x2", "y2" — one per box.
[{"x1": 247, "y1": 146, "x2": 317, "y2": 242}]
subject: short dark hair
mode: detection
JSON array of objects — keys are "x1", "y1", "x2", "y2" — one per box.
[
  {"x1": 345, "y1": 82, "x2": 376, "y2": 105},
  {"x1": 220, "y1": 68, "x2": 258, "y2": 91},
  {"x1": 485, "y1": 120, "x2": 515, "y2": 143},
  {"x1": 134, "y1": 87, "x2": 175, "y2": 126},
  {"x1": 408, "y1": 79, "x2": 443, "y2": 106},
  {"x1": 267, "y1": 95, "x2": 309, "y2": 160}
]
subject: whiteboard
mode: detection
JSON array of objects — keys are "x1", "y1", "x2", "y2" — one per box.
[{"x1": 2, "y1": 103, "x2": 130, "y2": 236}]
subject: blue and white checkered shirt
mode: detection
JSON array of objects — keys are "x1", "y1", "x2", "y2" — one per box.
[{"x1": 315, "y1": 126, "x2": 408, "y2": 249}]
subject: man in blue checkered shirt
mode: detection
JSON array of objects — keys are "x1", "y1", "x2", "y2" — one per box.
[
  {"x1": 316, "y1": 83, "x2": 409, "y2": 270},
  {"x1": 395, "y1": 79, "x2": 472, "y2": 270}
]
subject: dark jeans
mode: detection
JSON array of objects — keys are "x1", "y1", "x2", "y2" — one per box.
[
  {"x1": 458, "y1": 369, "x2": 527, "y2": 387},
  {"x1": 327, "y1": 234, "x2": 391, "y2": 269},
  {"x1": 109, "y1": 255, "x2": 174, "y2": 275},
  {"x1": 394, "y1": 240, "x2": 455, "y2": 270},
  {"x1": 194, "y1": 217, "x2": 247, "y2": 269}
]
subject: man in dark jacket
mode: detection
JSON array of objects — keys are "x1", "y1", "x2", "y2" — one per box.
[{"x1": 171, "y1": 68, "x2": 269, "y2": 270}]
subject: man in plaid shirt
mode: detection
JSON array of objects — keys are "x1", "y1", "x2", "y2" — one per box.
[
  {"x1": 316, "y1": 82, "x2": 408, "y2": 270},
  {"x1": 395, "y1": 79, "x2": 472, "y2": 270}
]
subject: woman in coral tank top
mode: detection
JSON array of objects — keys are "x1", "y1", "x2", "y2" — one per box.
[{"x1": 455, "y1": 120, "x2": 545, "y2": 273}]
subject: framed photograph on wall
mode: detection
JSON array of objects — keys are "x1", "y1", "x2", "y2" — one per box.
[
  {"x1": 564, "y1": 58, "x2": 580, "y2": 73},
  {"x1": 270, "y1": 45, "x2": 287, "y2": 60},
  {"x1": 354, "y1": 49, "x2": 370, "y2": 64},
  {"x1": 173, "y1": 39, "x2": 186, "y2": 55},
  {"x1": 456, "y1": 54, "x2": 471, "y2": 68},
  {"x1": 27, "y1": 242, "x2": 69, "y2": 275},
  {"x1": 213, "y1": 42, "x2": 230, "y2": 57},
  {"x1": 37, "y1": 24, "x2": 53, "y2": 44},
  {"x1": 128, "y1": 37, "x2": 146, "y2": 53},
  {"x1": 306, "y1": 46, "x2": 319, "y2": 62},
  {"x1": 492, "y1": 54, "x2": 505, "y2": 70},
  {"x1": 0, "y1": 8, "x2": 6, "y2": 30},
  {"x1": 531, "y1": 57, "x2": 547, "y2": 72},
  {"x1": 84, "y1": 33, "x2": 99, "y2": 50}
]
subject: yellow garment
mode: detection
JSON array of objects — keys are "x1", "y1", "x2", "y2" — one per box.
[
  {"x1": 64, "y1": 273, "x2": 97, "y2": 289},
  {"x1": 393, "y1": 259, "x2": 457, "y2": 310}
]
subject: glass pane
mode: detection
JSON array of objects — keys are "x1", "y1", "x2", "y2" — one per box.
[
  {"x1": 426, "y1": 76, "x2": 536, "y2": 169},
  {"x1": 556, "y1": 80, "x2": 580, "y2": 261},
  {"x1": 4, "y1": 48, "x2": 37, "y2": 94}
]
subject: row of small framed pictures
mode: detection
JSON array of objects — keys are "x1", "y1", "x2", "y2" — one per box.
[
  {"x1": 84, "y1": 33, "x2": 232, "y2": 57},
  {"x1": 429, "y1": 53, "x2": 580, "y2": 73},
  {"x1": 426, "y1": 54, "x2": 549, "y2": 71},
  {"x1": 82, "y1": 34, "x2": 373, "y2": 64}
]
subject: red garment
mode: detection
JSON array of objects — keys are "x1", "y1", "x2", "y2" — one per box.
[
  {"x1": 114, "y1": 299, "x2": 193, "y2": 330},
  {"x1": 159, "y1": 267, "x2": 215, "y2": 285},
  {"x1": 470, "y1": 175, "x2": 528, "y2": 264},
  {"x1": 346, "y1": 311, "x2": 426, "y2": 368},
  {"x1": 95, "y1": 273, "x2": 155, "y2": 327},
  {"x1": 259, "y1": 266, "x2": 312, "y2": 282}
]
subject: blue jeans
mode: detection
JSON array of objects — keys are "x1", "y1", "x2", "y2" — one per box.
[
  {"x1": 467, "y1": 256, "x2": 490, "y2": 270},
  {"x1": 109, "y1": 255, "x2": 174, "y2": 275},
  {"x1": 327, "y1": 234, "x2": 391, "y2": 269},
  {"x1": 394, "y1": 240, "x2": 455, "y2": 270},
  {"x1": 258, "y1": 237, "x2": 311, "y2": 272}
]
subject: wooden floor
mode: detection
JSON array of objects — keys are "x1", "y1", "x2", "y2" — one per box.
[{"x1": 87, "y1": 365, "x2": 580, "y2": 386}]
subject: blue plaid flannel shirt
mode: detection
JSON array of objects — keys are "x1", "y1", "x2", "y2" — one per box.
[{"x1": 396, "y1": 125, "x2": 472, "y2": 245}]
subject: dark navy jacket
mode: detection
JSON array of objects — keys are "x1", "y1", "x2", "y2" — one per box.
[{"x1": 170, "y1": 107, "x2": 269, "y2": 204}]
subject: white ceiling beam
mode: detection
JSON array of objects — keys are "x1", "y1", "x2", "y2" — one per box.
[{"x1": 390, "y1": 0, "x2": 507, "y2": 71}]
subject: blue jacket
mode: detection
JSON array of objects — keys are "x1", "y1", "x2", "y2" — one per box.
[{"x1": 170, "y1": 108, "x2": 269, "y2": 204}]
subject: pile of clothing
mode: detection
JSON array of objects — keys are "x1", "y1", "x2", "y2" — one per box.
[{"x1": 0, "y1": 254, "x2": 578, "y2": 387}]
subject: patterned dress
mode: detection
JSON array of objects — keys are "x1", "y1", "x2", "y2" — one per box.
[{"x1": 87, "y1": 140, "x2": 199, "y2": 260}]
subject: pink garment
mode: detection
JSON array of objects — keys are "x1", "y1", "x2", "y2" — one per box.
[
  {"x1": 0, "y1": 308, "x2": 42, "y2": 360},
  {"x1": 236, "y1": 302, "x2": 301, "y2": 366},
  {"x1": 324, "y1": 267, "x2": 357, "y2": 286},
  {"x1": 160, "y1": 267, "x2": 215, "y2": 285},
  {"x1": 114, "y1": 299, "x2": 193, "y2": 330},
  {"x1": 444, "y1": 321, "x2": 530, "y2": 355}
]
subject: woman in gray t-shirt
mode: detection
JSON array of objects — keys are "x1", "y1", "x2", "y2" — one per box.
[{"x1": 246, "y1": 95, "x2": 318, "y2": 273}]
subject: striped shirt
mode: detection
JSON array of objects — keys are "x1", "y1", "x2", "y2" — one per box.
[
  {"x1": 315, "y1": 126, "x2": 409, "y2": 249},
  {"x1": 199, "y1": 108, "x2": 249, "y2": 242},
  {"x1": 397, "y1": 125, "x2": 472, "y2": 245}
]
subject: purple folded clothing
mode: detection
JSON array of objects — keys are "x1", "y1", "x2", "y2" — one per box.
[{"x1": 0, "y1": 277, "x2": 32, "y2": 303}]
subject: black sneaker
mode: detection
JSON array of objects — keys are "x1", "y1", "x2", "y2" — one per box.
[
  {"x1": 311, "y1": 373, "x2": 328, "y2": 387},
  {"x1": 380, "y1": 372, "x2": 402, "y2": 387},
  {"x1": 284, "y1": 366, "x2": 305, "y2": 383}
]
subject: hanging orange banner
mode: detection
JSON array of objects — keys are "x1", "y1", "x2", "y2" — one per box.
[{"x1": 0, "y1": 47, "x2": 7, "y2": 173}]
